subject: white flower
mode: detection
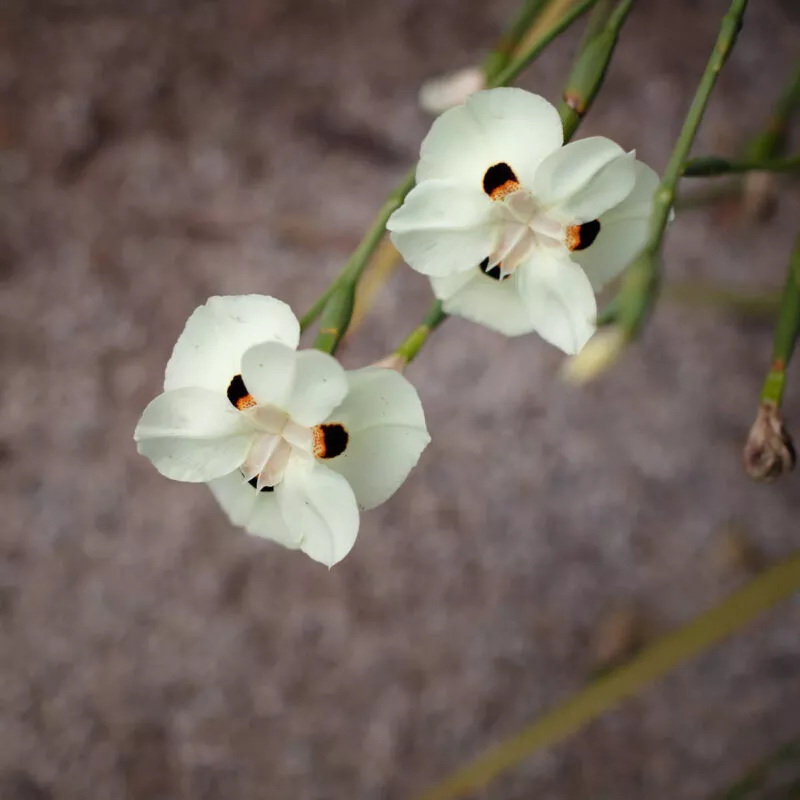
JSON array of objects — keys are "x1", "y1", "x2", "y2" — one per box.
[
  {"x1": 134, "y1": 295, "x2": 430, "y2": 567},
  {"x1": 386, "y1": 87, "x2": 660, "y2": 354}
]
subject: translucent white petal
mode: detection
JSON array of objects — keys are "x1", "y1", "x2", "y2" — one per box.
[
  {"x1": 322, "y1": 368, "x2": 430, "y2": 509},
  {"x1": 603, "y1": 160, "x2": 659, "y2": 222},
  {"x1": 285, "y1": 350, "x2": 349, "y2": 427},
  {"x1": 431, "y1": 269, "x2": 536, "y2": 336},
  {"x1": 277, "y1": 461, "x2": 359, "y2": 567},
  {"x1": 516, "y1": 253, "x2": 597, "y2": 354},
  {"x1": 417, "y1": 88, "x2": 563, "y2": 187},
  {"x1": 573, "y1": 215, "x2": 650, "y2": 292},
  {"x1": 134, "y1": 388, "x2": 253, "y2": 482},
  {"x1": 387, "y1": 180, "x2": 498, "y2": 278},
  {"x1": 555, "y1": 152, "x2": 637, "y2": 222},
  {"x1": 209, "y1": 472, "x2": 300, "y2": 549},
  {"x1": 534, "y1": 137, "x2": 624, "y2": 205},
  {"x1": 240, "y1": 341, "x2": 297, "y2": 410},
  {"x1": 165, "y1": 295, "x2": 300, "y2": 394},
  {"x1": 574, "y1": 162, "x2": 659, "y2": 291}
]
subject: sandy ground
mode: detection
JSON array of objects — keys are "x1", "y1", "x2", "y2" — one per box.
[{"x1": 1, "y1": 0, "x2": 800, "y2": 798}]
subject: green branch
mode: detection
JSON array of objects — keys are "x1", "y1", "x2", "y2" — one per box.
[
  {"x1": 611, "y1": 0, "x2": 748, "y2": 342},
  {"x1": 683, "y1": 154, "x2": 800, "y2": 177},
  {"x1": 482, "y1": 0, "x2": 551, "y2": 82},
  {"x1": 558, "y1": 0, "x2": 636, "y2": 140},
  {"x1": 417, "y1": 552, "x2": 800, "y2": 800},
  {"x1": 394, "y1": 300, "x2": 448, "y2": 365},
  {"x1": 760, "y1": 234, "x2": 800, "y2": 408},
  {"x1": 489, "y1": 0, "x2": 602, "y2": 88}
]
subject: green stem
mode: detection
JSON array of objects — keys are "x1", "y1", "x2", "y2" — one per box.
[
  {"x1": 299, "y1": 169, "x2": 415, "y2": 333},
  {"x1": 683, "y1": 154, "x2": 800, "y2": 177},
  {"x1": 482, "y1": 0, "x2": 551, "y2": 82},
  {"x1": 417, "y1": 552, "x2": 800, "y2": 800},
  {"x1": 394, "y1": 301, "x2": 448, "y2": 365},
  {"x1": 558, "y1": 0, "x2": 636, "y2": 140},
  {"x1": 614, "y1": 0, "x2": 748, "y2": 340},
  {"x1": 760, "y1": 234, "x2": 800, "y2": 407},
  {"x1": 746, "y1": 60, "x2": 800, "y2": 161},
  {"x1": 312, "y1": 283, "x2": 356, "y2": 354},
  {"x1": 489, "y1": 0, "x2": 602, "y2": 88},
  {"x1": 715, "y1": 738, "x2": 800, "y2": 800}
]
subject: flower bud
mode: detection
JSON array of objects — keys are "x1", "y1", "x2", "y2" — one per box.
[
  {"x1": 561, "y1": 326, "x2": 626, "y2": 384},
  {"x1": 742, "y1": 403, "x2": 796, "y2": 482},
  {"x1": 419, "y1": 67, "x2": 485, "y2": 115}
]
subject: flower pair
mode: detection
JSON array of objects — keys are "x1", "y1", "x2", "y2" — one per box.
[
  {"x1": 387, "y1": 87, "x2": 659, "y2": 354},
  {"x1": 134, "y1": 296, "x2": 430, "y2": 567}
]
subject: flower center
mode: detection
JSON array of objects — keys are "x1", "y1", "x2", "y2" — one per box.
[
  {"x1": 226, "y1": 374, "x2": 350, "y2": 492},
  {"x1": 479, "y1": 162, "x2": 601, "y2": 279}
]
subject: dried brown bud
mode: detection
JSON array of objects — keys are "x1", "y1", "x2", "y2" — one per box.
[{"x1": 743, "y1": 403, "x2": 796, "y2": 482}]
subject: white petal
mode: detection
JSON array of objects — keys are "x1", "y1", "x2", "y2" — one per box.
[
  {"x1": 534, "y1": 137, "x2": 636, "y2": 221},
  {"x1": 322, "y1": 368, "x2": 430, "y2": 509},
  {"x1": 209, "y1": 472, "x2": 300, "y2": 549},
  {"x1": 134, "y1": 388, "x2": 253, "y2": 482},
  {"x1": 417, "y1": 88, "x2": 563, "y2": 188},
  {"x1": 285, "y1": 349, "x2": 349, "y2": 427},
  {"x1": 574, "y1": 161, "x2": 659, "y2": 291},
  {"x1": 164, "y1": 295, "x2": 300, "y2": 394},
  {"x1": 387, "y1": 180, "x2": 498, "y2": 278},
  {"x1": 516, "y1": 253, "x2": 597, "y2": 354},
  {"x1": 277, "y1": 461, "x2": 359, "y2": 567},
  {"x1": 240, "y1": 341, "x2": 297, "y2": 410},
  {"x1": 431, "y1": 269, "x2": 536, "y2": 336}
]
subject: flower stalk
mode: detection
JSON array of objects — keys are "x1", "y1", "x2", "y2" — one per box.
[
  {"x1": 682, "y1": 153, "x2": 800, "y2": 177},
  {"x1": 394, "y1": 300, "x2": 448, "y2": 366},
  {"x1": 417, "y1": 551, "x2": 800, "y2": 800},
  {"x1": 558, "y1": 0, "x2": 636, "y2": 140},
  {"x1": 597, "y1": 0, "x2": 748, "y2": 355},
  {"x1": 482, "y1": 0, "x2": 551, "y2": 83}
]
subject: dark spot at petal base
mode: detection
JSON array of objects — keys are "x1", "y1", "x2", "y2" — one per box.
[
  {"x1": 483, "y1": 162, "x2": 518, "y2": 197},
  {"x1": 569, "y1": 219, "x2": 601, "y2": 251},
  {"x1": 247, "y1": 476, "x2": 274, "y2": 492},
  {"x1": 314, "y1": 423, "x2": 349, "y2": 459},
  {"x1": 480, "y1": 257, "x2": 508, "y2": 281},
  {"x1": 227, "y1": 374, "x2": 256, "y2": 410}
]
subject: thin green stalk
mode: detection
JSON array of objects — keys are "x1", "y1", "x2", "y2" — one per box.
[
  {"x1": 613, "y1": 0, "x2": 748, "y2": 340},
  {"x1": 558, "y1": 0, "x2": 636, "y2": 140},
  {"x1": 482, "y1": 0, "x2": 551, "y2": 82},
  {"x1": 394, "y1": 301, "x2": 448, "y2": 365},
  {"x1": 683, "y1": 154, "x2": 800, "y2": 177},
  {"x1": 746, "y1": 60, "x2": 800, "y2": 161},
  {"x1": 417, "y1": 552, "x2": 800, "y2": 800},
  {"x1": 489, "y1": 0, "x2": 602, "y2": 88},
  {"x1": 714, "y1": 738, "x2": 800, "y2": 800},
  {"x1": 760, "y1": 234, "x2": 800, "y2": 407},
  {"x1": 300, "y1": 169, "x2": 415, "y2": 334}
]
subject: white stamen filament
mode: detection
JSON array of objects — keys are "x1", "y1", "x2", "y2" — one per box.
[
  {"x1": 486, "y1": 188, "x2": 567, "y2": 278},
  {"x1": 242, "y1": 405, "x2": 315, "y2": 489}
]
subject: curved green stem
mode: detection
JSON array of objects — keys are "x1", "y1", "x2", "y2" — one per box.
[
  {"x1": 760, "y1": 234, "x2": 800, "y2": 407},
  {"x1": 683, "y1": 154, "x2": 800, "y2": 177},
  {"x1": 613, "y1": 0, "x2": 748, "y2": 342},
  {"x1": 482, "y1": 0, "x2": 551, "y2": 82},
  {"x1": 489, "y1": 0, "x2": 602, "y2": 88},
  {"x1": 394, "y1": 301, "x2": 448, "y2": 365},
  {"x1": 558, "y1": 0, "x2": 636, "y2": 140},
  {"x1": 417, "y1": 552, "x2": 800, "y2": 800}
]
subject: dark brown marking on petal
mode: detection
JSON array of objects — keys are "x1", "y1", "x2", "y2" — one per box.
[
  {"x1": 313, "y1": 423, "x2": 349, "y2": 459},
  {"x1": 479, "y1": 257, "x2": 510, "y2": 281},
  {"x1": 227, "y1": 374, "x2": 256, "y2": 410},
  {"x1": 247, "y1": 475, "x2": 274, "y2": 492},
  {"x1": 566, "y1": 219, "x2": 601, "y2": 251},
  {"x1": 483, "y1": 162, "x2": 519, "y2": 200}
]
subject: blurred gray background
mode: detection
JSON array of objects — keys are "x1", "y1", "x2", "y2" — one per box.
[{"x1": 1, "y1": 0, "x2": 800, "y2": 798}]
